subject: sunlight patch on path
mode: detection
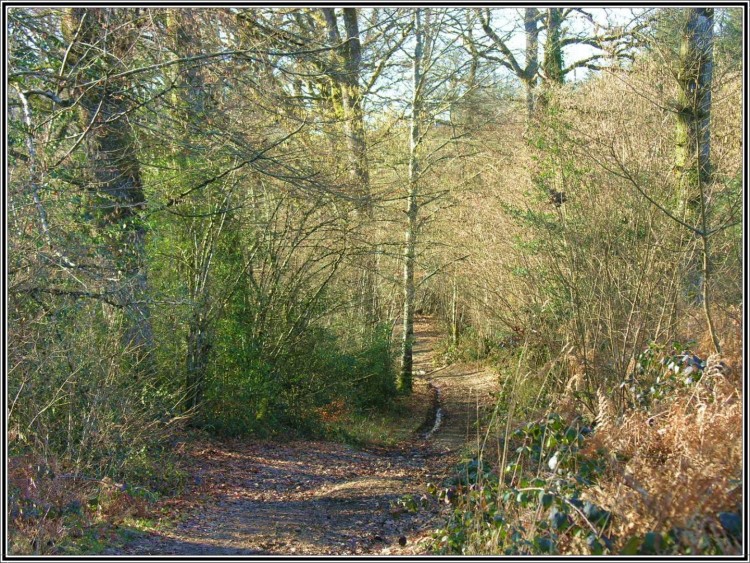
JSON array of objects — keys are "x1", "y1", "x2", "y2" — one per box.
[{"x1": 109, "y1": 316, "x2": 499, "y2": 556}]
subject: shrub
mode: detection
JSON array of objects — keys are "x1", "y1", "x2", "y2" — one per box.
[
  {"x1": 430, "y1": 350, "x2": 741, "y2": 556},
  {"x1": 199, "y1": 321, "x2": 396, "y2": 436}
]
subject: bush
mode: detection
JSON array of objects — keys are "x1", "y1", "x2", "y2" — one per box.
[
  {"x1": 430, "y1": 350, "x2": 741, "y2": 556},
  {"x1": 435, "y1": 326, "x2": 519, "y2": 365},
  {"x1": 199, "y1": 321, "x2": 396, "y2": 437},
  {"x1": 8, "y1": 298, "x2": 178, "y2": 482}
]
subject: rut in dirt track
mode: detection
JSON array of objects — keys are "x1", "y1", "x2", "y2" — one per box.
[
  {"x1": 412, "y1": 318, "x2": 497, "y2": 454},
  {"x1": 106, "y1": 316, "x2": 499, "y2": 556}
]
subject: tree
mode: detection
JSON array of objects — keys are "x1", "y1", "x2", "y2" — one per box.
[
  {"x1": 163, "y1": 8, "x2": 219, "y2": 413},
  {"x1": 541, "y1": 8, "x2": 565, "y2": 88},
  {"x1": 236, "y1": 8, "x2": 413, "y2": 327},
  {"x1": 673, "y1": 8, "x2": 720, "y2": 352},
  {"x1": 398, "y1": 8, "x2": 424, "y2": 392},
  {"x1": 477, "y1": 8, "x2": 542, "y2": 116},
  {"x1": 571, "y1": 8, "x2": 734, "y2": 354},
  {"x1": 61, "y1": 8, "x2": 155, "y2": 363},
  {"x1": 396, "y1": 8, "x2": 478, "y2": 392},
  {"x1": 320, "y1": 8, "x2": 378, "y2": 323},
  {"x1": 477, "y1": 8, "x2": 644, "y2": 116},
  {"x1": 321, "y1": 9, "x2": 370, "y2": 206},
  {"x1": 675, "y1": 8, "x2": 714, "y2": 207}
]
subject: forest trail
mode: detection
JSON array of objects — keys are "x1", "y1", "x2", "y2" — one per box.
[{"x1": 106, "y1": 317, "x2": 498, "y2": 556}]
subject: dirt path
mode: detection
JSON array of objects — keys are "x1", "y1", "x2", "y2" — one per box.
[{"x1": 106, "y1": 317, "x2": 498, "y2": 556}]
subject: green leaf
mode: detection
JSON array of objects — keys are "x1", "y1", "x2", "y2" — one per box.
[
  {"x1": 535, "y1": 536, "x2": 554, "y2": 553},
  {"x1": 620, "y1": 536, "x2": 641, "y2": 555},
  {"x1": 640, "y1": 531, "x2": 661, "y2": 554},
  {"x1": 586, "y1": 534, "x2": 603, "y2": 555},
  {"x1": 540, "y1": 492, "x2": 554, "y2": 509},
  {"x1": 564, "y1": 427, "x2": 578, "y2": 443},
  {"x1": 548, "y1": 507, "x2": 569, "y2": 530},
  {"x1": 718, "y1": 512, "x2": 741, "y2": 539}
]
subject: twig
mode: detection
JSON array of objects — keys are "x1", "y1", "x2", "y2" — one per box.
[{"x1": 424, "y1": 365, "x2": 450, "y2": 377}]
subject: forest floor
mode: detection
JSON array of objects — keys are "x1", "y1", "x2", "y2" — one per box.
[{"x1": 105, "y1": 316, "x2": 499, "y2": 556}]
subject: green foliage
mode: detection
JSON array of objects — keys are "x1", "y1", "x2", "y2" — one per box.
[
  {"x1": 392, "y1": 493, "x2": 430, "y2": 514},
  {"x1": 118, "y1": 446, "x2": 187, "y2": 496},
  {"x1": 620, "y1": 342, "x2": 705, "y2": 409},
  {"x1": 431, "y1": 403, "x2": 737, "y2": 555},
  {"x1": 8, "y1": 299, "x2": 178, "y2": 482},
  {"x1": 199, "y1": 320, "x2": 396, "y2": 437},
  {"x1": 618, "y1": 522, "x2": 739, "y2": 557},
  {"x1": 432, "y1": 415, "x2": 610, "y2": 555},
  {"x1": 436, "y1": 327, "x2": 519, "y2": 365}
]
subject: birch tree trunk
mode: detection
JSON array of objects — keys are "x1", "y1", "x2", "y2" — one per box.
[
  {"x1": 451, "y1": 277, "x2": 460, "y2": 346},
  {"x1": 399, "y1": 8, "x2": 423, "y2": 393},
  {"x1": 674, "y1": 8, "x2": 719, "y2": 352}
]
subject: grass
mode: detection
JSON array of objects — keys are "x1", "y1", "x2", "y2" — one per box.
[{"x1": 323, "y1": 380, "x2": 434, "y2": 447}]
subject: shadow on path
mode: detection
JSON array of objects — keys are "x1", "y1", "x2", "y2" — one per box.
[{"x1": 108, "y1": 316, "x2": 499, "y2": 556}]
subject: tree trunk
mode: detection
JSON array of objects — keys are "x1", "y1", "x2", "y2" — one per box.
[
  {"x1": 321, "y1": 8, "x2": 370, "y2": 200},
  {"x1": 185, "y1": 312, "x2": 210, "y2": 412},
  {"x1": 62, "y1": 8, "x2": 154, "y2": 362},
  {"x1": 451, "y1": 277, "x2": 460, "y2": 346},
  {"x1": 543, "y1": 8, "x2": 564, "y2": 84},
  {"x1": 341, "y1": 8, "x2": 378, "y2": 324},
  {"x1": 399, "y1": 8, "x2": 423, "y2": 394},
  {"x1": 675, "y1": 8, "x2": 714, "y2": 208},
  {"x1": 340, "y1": 9, "x2": 370, "y2": 202},
  {"x1": 674, "y1": 8, "x2": 719, "y2": 352},
  {"x1": 700, "y1": 232, "x2": 721, "y2": 353},
  {"x1": 523, "y1": 8, "x2": 540, "y2": 117},
  {"x1": 539, "y1": 8, "x2": 564, "y2": 110},
  {"x1": 322, "y1": 8, "x2": 378, "y2": 323}
]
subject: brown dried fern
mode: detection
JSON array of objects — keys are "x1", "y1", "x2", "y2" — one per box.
[{"x1": 595, "y1": 388, "x2": 615, "y2": 431}]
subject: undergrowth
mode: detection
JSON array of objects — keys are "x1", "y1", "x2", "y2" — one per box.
[
  {"x1": 8, "y1": 321, "x2": 399, "y2": 554},
  {"x1": 428, "y1": 341, "x2": 743, "y2": 556},
  {"x1": 7, "y1": 451, "x2": 186, "y2": 555},
  {"x1": 199, "y1": 322, "x2": 397, "y2": 437},
  {"x1": 320, "y1": 381, "x2": 434, "y2": 447},
  {"x1": 434, "y1": 326, "x2": 521, "y2": 366}
]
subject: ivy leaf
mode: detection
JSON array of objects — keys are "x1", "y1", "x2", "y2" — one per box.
[
  {"x1": 639, "y1": 531, "x2": 661, "y2": 554},
  {"x1": 620, "y1": 536, "x2": 641, "y2": 555},
  {"x1": 586, "y1": 533, "x2": 603, "y2": 555},
  {"x1": 583, "y1": 500, "x2": 610, "y2": 527},
  {"x1": 539, "y1": 492, "x2": 554, "y2": 509},
  {"x1": 548, "y1": 507, "x2": 569, "y2": 530},
  {"x1": 718, "y1": 512, "x2": 741, "y2": 539},
  {"x1": 535, "y1": 536, "x2": 553, "y2": 553},
  {"x1": 564, "y1": 427, "x2": 578, "y2": 444}
]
